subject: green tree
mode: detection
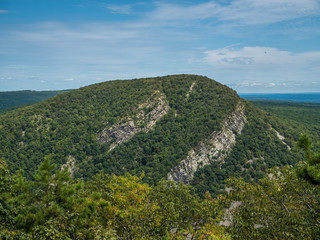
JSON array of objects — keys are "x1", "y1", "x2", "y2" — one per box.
[
  {"x1": 150, "y1": 180, "x2": 226, "y2": 239},
  {"x1": 0, "y1": 157, "x2": 231, "y2": 239},
  {"x1": 226, "y1": 165, "x2": 320, "y2": 239},
  {"x1": 13, "y1": 156, "x2": 82, "y2": 239},
  {"x1": 82, "y1": 173, "x2": 161, "y2": 239},
  {"x1": 297, "y1": 134, "x2": 320, "y2": 184},
  {"x1": 0, "y1": 159, "x2": 14, "y2": 235}
]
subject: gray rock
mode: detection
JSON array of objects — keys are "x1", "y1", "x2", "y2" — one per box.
[
  {"x1": 97, "y1": 91, "x2": 170, "y2": 151},
  {"x1": 168, "y1": 102, "x2": 247, "y2": 184}
]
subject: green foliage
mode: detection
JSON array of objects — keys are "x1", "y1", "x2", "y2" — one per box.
[
  {"x1": 249, "y1": 100, "x2": 320, "y2": 126},
  {"x1": 0, "y1": 75, "x2": 239, "y2": 186},
  {"x1": 249, "y1": 100, "x2": 320, "y2": 149},
  {"x1": 82, "y1": 173, "x2": 161, "y2": 239},
  {"x1": 192, "y1": 101, "x2": 301, "y2": 197},
  {"x1": 1, "y1": 156, "x2": 84, "y2": 239},
  {"x1": 150, "y1": 180, "x2": 223, "y2": 236},
  {"x1": 0, "y1": 75, "x2": 306, "y2": 197},
  {"x1": 0, "y1": 159, "x2": 14, "y2": 231},
  {"x1": 296, "y1": 134, "x2": 320, "y2": 184},
  {"x1": 0, "y1": 158, "x2": 229, "y2": 239},
  {"x1": 226, "y1": 165, "x2": 320, "y2": 239},
  {"x1": 1, "y1": 76, "x2": 317, "y2": 239}
]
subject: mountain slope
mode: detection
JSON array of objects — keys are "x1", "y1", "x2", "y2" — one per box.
[{"x1": 0, "y1": 75, "x2": 302, "y2": 195}]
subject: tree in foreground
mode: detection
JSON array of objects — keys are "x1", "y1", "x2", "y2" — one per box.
[
  {"x1": 226, "y1": 135, "x2": 320, "y2": 240},
  {"x1": 0, "y1": 157, "x2": 230, "y2": 239},
  {"x1": 0, "y1": 159, "x2": 15, "y2": 235},
  {"x1": 3, "y1": 156, "x2": 83, "y2": 239},
  {"x1": 296, "y1": 133, "x2": 320, "y2": 184}
]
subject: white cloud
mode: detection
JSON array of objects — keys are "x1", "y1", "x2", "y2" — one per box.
[
  {"x1": 1, "y1": 1, "x2": 319, "y2": 92},
  {"x1": 217, "y1": 0, "x2": 320, "y2": 24},
  {"x1": 1, "y1": 21, "x2": 165, "y2": 67},
  {"x1": 203, "y1": 45, "x2": 320, "y2": 92},
  {"x1": 148, "y1": 0, "x2": 320, "y2": 24},
  {"x1": 64, "y1": 78, "x2": 74, "y2": 81},
  {"x1": 250, "y1": 82, "x2": 262, "y2": 86},
  {"x1": 204, "y1": 46, "x2": 320, "y2": 70},
  {"x1": 107, "y1": 4, "x2": 134, "y2": 15},
  {"x1": 149, "y1": 2, "x2": 218, "y2": 21},
  {"x1": 11, "y1": 22, "x2": 141, "y2": 42},
  {"x1": 0, "y1": 9, "x2": 8, "y2": 14}
]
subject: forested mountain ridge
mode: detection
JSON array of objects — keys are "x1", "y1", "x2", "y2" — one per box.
[
  {"x1": 0, "y1": 90, "x2": 70, "y2": 113},
  {"x1": 0, "y1": 75, "x2": 302, "y2": 196}
]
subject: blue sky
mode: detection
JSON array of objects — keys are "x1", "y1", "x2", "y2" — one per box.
[{"x1": 0, "y1": 0, "x2": 320, "y2": 93}]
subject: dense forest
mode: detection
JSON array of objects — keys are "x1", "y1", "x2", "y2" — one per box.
[
  {"x1": 0, "y1": 75, "x2": 307, "y2": 197},
  {"x1": 0, "y1": 157, "x2": 229, "y2": 239},
  {"x1": 249, "y1": 100, "x2": 320, "y2": 145},
  {"x1": 0, "y1": 75, "x2": 319, "y2": 238},
  {"x1": 1, "y1": 135, "x2": 319, "y2": 239},
  {"x1": 192, "y1": 98, "x2": 320, "y2": 196}
]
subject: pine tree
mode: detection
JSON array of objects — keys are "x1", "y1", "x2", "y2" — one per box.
[
  {"x1": 297, "y1": 134, "x2": 320, "y2": 184},
  {"x1": 0, "y1": 159, "x2": 14, "y2": 231},
  {"x1": 13, "y1": 156, "x2": 82, "y2": 239}
]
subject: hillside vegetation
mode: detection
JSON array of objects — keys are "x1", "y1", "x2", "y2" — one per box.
[
  {"x1": 0, "y1": 158, "x2": 230, "y2": 239},
  {"x1": 1, "y1": 75, "x2": 319, "y2": 239},
  {"x1": 0, "y1": 75, "x2": 302, "y2": 196},
  {"x1": 0, "y1": 137, "x2": 319, "y2": 239},
  {"x1": 249, "y1": 100, "x2": 320, "y2": 151}
]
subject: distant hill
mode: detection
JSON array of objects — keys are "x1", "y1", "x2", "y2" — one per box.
[
  {"x1": 0, "y1": 90, "x2": 71, "y2": 113},
  {"x1": 240, "y1": 92, "x2": 320, "y2": 103},
  {"x1": 248, "y1": 100, "x2": 320, "y2": 126},
  {"x1": 248, "y1": 100, "x2": 320, "y2": 152},
  {"x1": 0, "y1": 75, "x2": 303, "y2": 196}
]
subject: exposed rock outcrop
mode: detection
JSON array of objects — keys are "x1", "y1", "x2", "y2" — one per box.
[
  {"x1": 167, "y1": 102, "x2": 247, "y2": 184},
  {"x1": 186, "y1": 81, "x2": 196, "y2": 99},
  {"x1": 272, "y1": 128, "x2": 291, "y2": 150},
  {"x1": 97, "y1": 91, "x2": 170, "y2": 151}
]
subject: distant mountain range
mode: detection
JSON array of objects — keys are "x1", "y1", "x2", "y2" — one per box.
[
  {"x1": 240, "y1": 92, "x2": 320, "y2": 103},
  {"x1": 0, "y1": 90, "x2": 71, "y2": 113}
]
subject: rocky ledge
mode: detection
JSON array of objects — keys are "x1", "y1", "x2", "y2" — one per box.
[
  {"x1": 97, "y1": 91, "x2": 170, "y2": 151},
  {"x1": 167, "y1": 102, "x2": 247, "y2": 184}
]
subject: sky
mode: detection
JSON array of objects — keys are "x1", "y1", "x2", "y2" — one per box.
[{"x1": 0, "y1": 0, "x2": 320, "y2": 93}]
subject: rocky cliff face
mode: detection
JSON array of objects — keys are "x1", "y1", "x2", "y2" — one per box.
[
  {"x1": 97, "y1": 91, "x2": 170, "y2": 151},
  {"x1": 167, "y1": 102, "x2": 247, "y2": 184}
]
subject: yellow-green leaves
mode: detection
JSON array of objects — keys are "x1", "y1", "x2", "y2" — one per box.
[{"x1": 226, "y1": 165, "x2": 320, "y2": 239}]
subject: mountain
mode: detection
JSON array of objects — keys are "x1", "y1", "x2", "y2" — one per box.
[
  {"x1": 0, "y1": 75, "x2": 302, "y2": 196},
  {"x1": 0, "y1": 90, "x2": 70, "y2": 113}
]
